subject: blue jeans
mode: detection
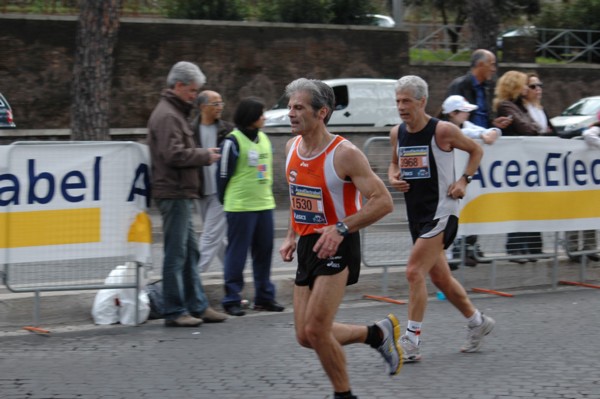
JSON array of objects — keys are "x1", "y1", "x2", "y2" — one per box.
[
  {"x1": 156, "y1": 199, "x2": 208, "y2": 320},
  {"x1": 222, "y1": 210, "x2": 276, "y2": 306}
]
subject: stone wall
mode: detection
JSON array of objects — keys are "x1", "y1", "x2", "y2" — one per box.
[
  {"x1": 2, "y1": 15, "x2": 599, "y2": 131},
  {"x1": 0, "y1": 15, "x2": 409, "y2": 129}
]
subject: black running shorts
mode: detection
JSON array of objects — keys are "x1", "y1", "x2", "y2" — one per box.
[
  {"x1": 295, "y1": 232, "x2": 361, "y2": 289},
  {"x1": 408, "y1": 214, "x2": 458, "y2": 250}
]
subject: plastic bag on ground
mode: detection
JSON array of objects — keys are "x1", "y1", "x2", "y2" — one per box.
[
  {"x1": 91, "y1": 262, "x2": 150, "y2": 325},
  {"x1": 91, "y1": 287, "x2": 120, "y2": 325}
]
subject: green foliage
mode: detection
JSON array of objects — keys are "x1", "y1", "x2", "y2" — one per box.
[
  {"x1": 253, "y1": 0, "x2": 281, "y2": 22},
  {"x1": 403, "y1": 0, "x2": 540, "y2": 24},
  {"x1": 409, "y1": 48, "x2": 566, "y2": 64},
  {"x1": 329, "y1": 0, "x2": 377, "y2": 25},
  {"x1": 494, "y1": 0, "x2": 540, "y2": 19},
  {"x1": 164, "y1": 0, "x2": 244, "y2": 20},
  {"x1": 5, "y1": 0, "x2": 386, "y2": 24},
  {"x1": 278, "y1": 0, "x2": 332, "y2": 23},
  {"x1": 254, "y1": 0, "x2": 382, "y2": 25},
  {"x1": 410, "y1": 48, "x2": 472, "y2": 62},
  {"x1": 535, "y1": 0, "x2": 600, "y2": 30}
]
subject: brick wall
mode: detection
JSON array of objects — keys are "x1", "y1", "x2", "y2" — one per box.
[
  {"x1": 0, "y1": 15, "x2": 409, "y2": 129},
  {"x1": 1, "y1": 15, "x2": 599, "y2": 129}
]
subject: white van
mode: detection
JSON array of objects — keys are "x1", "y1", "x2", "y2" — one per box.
[{"x1": 264, "y1": 78, "x2": 400, "y2": 127}]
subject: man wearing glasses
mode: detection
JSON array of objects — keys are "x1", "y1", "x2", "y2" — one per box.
[
  {"x1": 445, "y1": 49, "x2": 513, "y2": 267},
  {"x1": 191, "y1": 91, "x2": 235, "y2": 282}
]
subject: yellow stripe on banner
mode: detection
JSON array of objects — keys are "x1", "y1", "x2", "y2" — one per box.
[
  {"x1": 0, "y1": 208, "x2": 101, "y2": 248},
  {"x1": 128, "y1": 211, "x2": 152, "y2": 243},
  {"x1": 461, "y1": 190, "x2": 600, "y2": 223}
]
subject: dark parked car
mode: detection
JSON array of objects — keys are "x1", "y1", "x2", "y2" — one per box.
[{"x1": 0, "y1": 93, "x2": 16, "y2": 129}]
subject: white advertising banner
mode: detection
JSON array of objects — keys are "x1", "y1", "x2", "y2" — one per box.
[
  {"x1": 0, "y1": 142, "x2": 151, "y2": 264},
  {"x1": 456, "y1": 136, "x2": 600, "y2": 235}
]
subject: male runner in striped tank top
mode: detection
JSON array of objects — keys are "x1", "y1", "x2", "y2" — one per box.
[
  {"x1": 388, "y1": 75, "x2": 495, "y2": 363},
  {"x1": 279, "y1": 78, "x2": 401, "y2": 399}
]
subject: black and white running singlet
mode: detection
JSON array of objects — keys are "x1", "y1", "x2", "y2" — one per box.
[{"x1": 396, "y1": 117, "x2": 459, "y2": 224}]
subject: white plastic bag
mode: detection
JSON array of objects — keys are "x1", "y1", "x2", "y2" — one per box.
[
  {"x1": 91, "y1": 262, "x2": 150, "y2": 325},
  {"x1": 91, "y1": 287, "x2": 120, "y2": 325},
  {"x1": 118, "y1": 262, "x2": 150, "y2": 325}
]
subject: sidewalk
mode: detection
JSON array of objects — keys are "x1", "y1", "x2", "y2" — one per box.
[
  {"x1": 2, "y1": 288, "x2": 599, "y2": 398},
  {"x1": 1, "y1": 205, "x2": 599, "y2": 331}
]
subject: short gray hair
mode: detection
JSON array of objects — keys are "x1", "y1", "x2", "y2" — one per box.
[
  {"x1": 166, "y1": 61, "x2": 206, "y2": 88},
  {"x1": 285, "y1": 78, "x2": 335, "y2": 124},
  {"x1": 194, "y1": 92, "x2": 210, "y2": 107},
  {"x1": 395, "y1": 75, "x2": 428, "y2": 101},
  {"x1": 470, "y1": 49, "x2": 493, "y2": 68}
]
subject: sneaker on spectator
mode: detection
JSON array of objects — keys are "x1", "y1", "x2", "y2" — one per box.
[
  {"x1": 399, "y1": 334, "x2": 422, "y2": 363},
  {"x1": 375, "y1": 314, "x2": 403, "y2": 375},
  {"x1": 461, "y1": 314, "x2": 495, "y2": 353}
]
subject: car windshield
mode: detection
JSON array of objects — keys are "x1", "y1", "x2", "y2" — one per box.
[
  {"x1": 561, "y1": 98, "x2": 600, "y2": 116},
  {"x1": 271, "y1": 94, "x2": 289, "y2": 110},
  {"x1": 270, "y1": 85, "x2": 349, "y2": 111}
]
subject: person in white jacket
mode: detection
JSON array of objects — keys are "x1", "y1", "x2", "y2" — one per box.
[
  {"x1": 441, "y1": 95, "x2": 502, "y2": 144},
  {"x1": 582, "y1": 123, "x2": 600, "y2": 149},
  {"x1": 439, "y1": 95, "x2": 500, "y2": 267},
  {"x1": 566, "y1": 117, "x2": 600, "y2": 262}
]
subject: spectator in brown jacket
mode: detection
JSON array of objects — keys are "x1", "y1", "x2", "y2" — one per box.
[
  {"x1": 493, "y1": 70, "x2": 544, "y2": 263},
  {"x1": 493, "y1": 70, "x2": 539, "y2": 136},
  {"x1": 147, "y1": 61, "x2": 227, "y2": 327}
]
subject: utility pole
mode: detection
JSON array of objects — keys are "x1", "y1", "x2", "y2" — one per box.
[{"x1": 392, "y1": 0, "x2": 404, "y2": 28}]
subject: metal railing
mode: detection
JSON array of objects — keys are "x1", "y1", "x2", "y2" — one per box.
[
  {"x1": 360, "y1": 136, "x2": 600, "y2": 293},
  {"x1": 537, "y1": 28, "x2": 600, "y2": 63},
  {"x1": 407, "y1": 23, "x2": 473, "y2": 62},
  {"x1": 407, "y1": 23, "x2": 600, "y2": 64},
  {"x1": 0, "y1": 141, "x2": 150, "y2": 326}
]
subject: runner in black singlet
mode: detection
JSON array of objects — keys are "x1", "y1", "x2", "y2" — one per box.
[{"x1": 388, "y1": 75, "x2": 496, "y2": 363}]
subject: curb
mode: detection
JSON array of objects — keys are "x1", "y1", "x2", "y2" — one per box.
[{"x1": 1, "y1": 258, "x2": 599, "y2": 332}]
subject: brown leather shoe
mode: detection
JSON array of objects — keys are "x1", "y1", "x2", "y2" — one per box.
[
  {"x1": 193, "y1": 307, "x2": 228, "y2": 323},
  {"x1": 164, "y1": 314, "x2": 203, "y2": 327}
]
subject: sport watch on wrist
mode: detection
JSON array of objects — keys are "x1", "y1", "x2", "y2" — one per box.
[
  {"x1": 462, "y1": 174, "x2": 473, "y2": 184},
  {"x1": 335, "y1": 221, "x2": 349, "y2": 237}
]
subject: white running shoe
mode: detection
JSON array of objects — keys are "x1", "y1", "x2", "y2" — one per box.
[
  {"x1": 399, "y1": 334, "x2": 422, "y2": 362},
  {"x1": 461, "y1": 314, "x2": 496, "y2": 353},
  {"x1": 375, "y1": 314, "x2": 403, "y2": 375}
]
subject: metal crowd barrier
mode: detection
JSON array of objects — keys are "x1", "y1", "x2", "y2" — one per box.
[
  {"x1": 0, "y1": 141, "x2": 150, "y2": 326},
  {"x1": 360, "y1": 136, "x2": 600, "y2": 294}
]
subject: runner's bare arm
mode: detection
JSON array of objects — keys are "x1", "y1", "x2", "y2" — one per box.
[
  {"x1": 388, "y1": 125, "x2": 409, "y2": 193},
  {"x1": 334, "y1": 141, "x2": 393, "y2": 231},
  {"x1": 279, "y1": 137, "x2": 298, "y2": 262},
  {"x1": 312, "y1": 141, "x2": 393, "y2": 259},
  {"x1": 437, "y1": 121, "x2": 483, "y2": 199}
]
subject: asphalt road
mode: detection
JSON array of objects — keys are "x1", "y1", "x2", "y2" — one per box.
[{"x1": 1, "y1": 286, "x2": 599, "y2": 399}]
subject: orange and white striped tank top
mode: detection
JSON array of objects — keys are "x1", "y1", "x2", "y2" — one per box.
[{"x1": 285, "y1": 134, "x2": 362, "y2": 236}]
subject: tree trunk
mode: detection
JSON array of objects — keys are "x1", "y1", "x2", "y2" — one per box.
[
  {"x1": 447, "y1": 26, "x2": 462, "y2": 54},
  {"x1": 467, "y1": 0, "x2": 500, "y2": 52},
  {"x1": 71, "y1": 0, "x2": 123, "y2": 140}
]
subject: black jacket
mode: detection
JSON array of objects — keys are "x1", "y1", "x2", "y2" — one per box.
[{"x1": 447, "y1": 72, "x2": 496, "y2": 127}]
